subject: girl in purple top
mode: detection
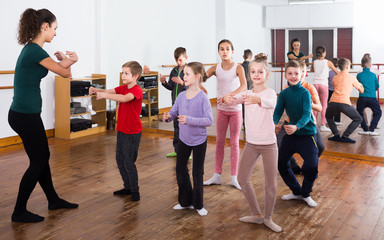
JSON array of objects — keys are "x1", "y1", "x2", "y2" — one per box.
[{"x1": 163, "y1": 62, "x2": 213, "y2": 216}]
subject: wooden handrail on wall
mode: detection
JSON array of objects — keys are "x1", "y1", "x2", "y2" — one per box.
[
  {"x1": 0, "y1": 70, "x2": 14, "y2": 90},
  {"x1": 161, "y1": 63, "x2": 216, "y2": 68}
]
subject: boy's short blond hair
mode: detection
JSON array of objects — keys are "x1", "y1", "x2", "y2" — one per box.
[
  {"x1": 122, "y1": 61, "x2": 142, "y2": 80},
  {"x1": 285, "y1": 60, "x2": 301, "y2": 73},
  {"x1": 338, "y1": 58, "x2": 351, "y2": 71}
]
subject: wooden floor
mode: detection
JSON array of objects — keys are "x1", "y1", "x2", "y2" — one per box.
[
  {"x1": 1, "y1": 131, "x2": 384, "y2": 239},
  {"x1": 147, "y1": 101, "x2": 384, "y2": 160}
]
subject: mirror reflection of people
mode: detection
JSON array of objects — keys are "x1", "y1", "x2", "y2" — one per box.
[
  {"x1": 8, "y1": 8, "x2": 78, "y2": 223},
  {"x1": 287, "y1": 38, "x2": 313, "y2": 61}
]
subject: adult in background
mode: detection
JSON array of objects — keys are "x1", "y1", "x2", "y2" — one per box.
[
  {"x1": 8, "y1": 8, "x2": 78, "y2": 223},
  {"x1": 287, "y1": 38, "x2": 313, "y2": 61}
]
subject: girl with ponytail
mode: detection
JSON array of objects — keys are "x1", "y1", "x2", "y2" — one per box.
[
  {"x1": 163, "y1": 62, "x2": 213, "y2": 216},
  {"x1": 8, "y1": 8, "x2": 79, "y2": 222}
]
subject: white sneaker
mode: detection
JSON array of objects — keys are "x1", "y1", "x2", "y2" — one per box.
[
  {"x1": 335, "y1": 122, "x2": 342, "y2": 126},
  {"x1": 369, "y1": 131, "x2": 380, "y2": 136},
  {"x1": 320, "y1": 125, "x2": 331, "y2": 132},
  {"x1": 358, "y1": 131, "x2": 370, "y2": 135},
  {"x1": 203, "y1": 173, "x2": 221, "y2": 185}
]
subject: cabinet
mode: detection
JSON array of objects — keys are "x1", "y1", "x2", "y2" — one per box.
[
  {"x1": 119, "y1": 71, "x2": 159, "y2": 122},
  {"x1": 55, "y1": 74, "x2": 107, "y2": 139}
]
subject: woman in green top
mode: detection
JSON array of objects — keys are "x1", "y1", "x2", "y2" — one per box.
[
  {"x1": 287, "y1": 38, "x2": 313, "y2": 61},
  {"x1": 8, "y1": 8, "x2": 78, "y2": 223}
]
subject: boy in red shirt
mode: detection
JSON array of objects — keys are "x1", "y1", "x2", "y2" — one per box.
[{"x1": 90, "y1": 61, "x2": 143, "y2": 201}]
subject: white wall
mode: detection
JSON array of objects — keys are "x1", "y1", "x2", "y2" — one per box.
[
  {"x1": 0, "y1": 0, "x2": 97, "y2": 139},
  {"x1": 101, "y1": 0, "x2": 219, "y2": 109},
  {"x1": 266, "y1": 3, "x2": 354, "y2": 29}
]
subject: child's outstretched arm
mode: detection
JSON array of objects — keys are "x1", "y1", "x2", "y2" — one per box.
[
  {"x1": 328, "y1": 61, "x2": 339, "y2": 75},
  {"x1": 245, "y1": 91, "x2": 277, "y2": 109},
  {"x1": 273, "y1": 92, "x2": 285, "y2": 125},
  {"x1": 204, "y1": 65, "x2": 217, "y2": 82},
  {"x1": 89, "y1": 86, "x2": 115, "y2": 95},
  {"x1": 352, "y1": 77, "x2": 364, "y2": 93},
  {"x1": 96, "y1": 91, "x2": 134, "y2": 102}
]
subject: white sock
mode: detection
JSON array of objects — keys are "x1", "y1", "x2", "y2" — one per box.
[
  {"x1": 196, "y1": 208, "x2": 208, "y2": 216},
  {"x1": 203, "y1": 173, "x2": 221, "y2": 185},
  {"x1": 239, "y1": 215, "x2": 264, "y2": 224},
  {"x1": 264, "y1": 219, "x2": 282, "y2": 232},
  {"x1": 230, "y1": 175, "x2": 241, "y2": 190},
  {"x1": 303, "y1": 196, "x2": 318, "y2": 207},
  {"x1": 281, "y1": 193, "x2": 303, "y2": 201},
  {"x1": 173, "y1": 204, "x2": 194, "y2": 210}
]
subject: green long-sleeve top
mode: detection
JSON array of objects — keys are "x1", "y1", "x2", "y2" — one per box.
[{"x1": 273, "y1": 81, "x2": 317, "y2": 135}]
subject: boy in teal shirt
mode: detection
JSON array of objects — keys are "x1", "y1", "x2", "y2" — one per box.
[
  {"x1": 357, "y1": 56, "x2": 382, "y2": 136},
  {"x1": 273, "y1": 60, "x2": 319, "y2": 208}
]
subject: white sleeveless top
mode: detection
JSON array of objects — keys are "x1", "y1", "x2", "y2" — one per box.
[
  {"x1": 216, "y1": 63, "x2": 241, "y2": 111},
  {"x1": 313, "y1": 59, "x2": 329, "y2": 86}
]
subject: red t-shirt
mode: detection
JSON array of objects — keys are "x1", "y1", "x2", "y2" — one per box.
[{"x1": 115, "y1": 84, "x2": 143, "y2": 134}]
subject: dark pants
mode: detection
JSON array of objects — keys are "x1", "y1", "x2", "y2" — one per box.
[
  {"x1": 277, "y1": 121, "x2": 324, "y2": 169},
  {"x1": 326, "y1": 102, "x2": 362, "y2": 137},
  {"x1": 356, "y1": 97, "x2": 382, "y2": 131},
  {"x1": 328, "y1": 90, "x2": 341, "y2": 122},
  {"x1": 176, "y1": 140, "x2": 207, "y2": 210},
  {"x1": 278, "y1": 134, "x2": 319, "y2": 198},
  {"x1": 116, "y1": 131, "x2": 141, "y2": 193},
  {"x1": 173, "y1": 118, "x2": 179, "y2": 152},
  {"x1": 8, "y1": 109, "x2": 59, "y2": 211}
]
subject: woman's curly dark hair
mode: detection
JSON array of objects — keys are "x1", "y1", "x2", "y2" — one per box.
[{"x1": 18, "y1": 8, "x2": 56, "y2": 45}]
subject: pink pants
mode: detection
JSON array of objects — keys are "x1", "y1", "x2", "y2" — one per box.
[
  {"x1": 215, "y1": 110, "x2": 242, "y2": 176},
  {"x1": 313, "y1": 84, "x2": 329, "y2": 125},
  {"x1": 237, "y1": 142, "x2": 278, "y2": 220}
]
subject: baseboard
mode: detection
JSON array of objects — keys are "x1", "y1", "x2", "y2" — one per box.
[{"x1": 0, "y1": 129, "x2": 55, "y2": 148}]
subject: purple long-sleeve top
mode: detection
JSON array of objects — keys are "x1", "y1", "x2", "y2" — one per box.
[{"x1": 167, "y1": 90, "x2": 213, "y2": 146}]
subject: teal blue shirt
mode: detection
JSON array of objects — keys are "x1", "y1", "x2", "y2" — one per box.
[
  {"x1": 273, "y1": 81, "x2": 317, "y2": 135},
  {"x1": 357, "y1": 68, "x2": 379, "y2": 98},
  {"x1": 11, "y1": 43, "x2": 50, "y2": 113}
]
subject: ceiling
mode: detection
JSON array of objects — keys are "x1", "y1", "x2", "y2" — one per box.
[{"x1": 240, "y1": 0, "x2": 355, "y2": 6}]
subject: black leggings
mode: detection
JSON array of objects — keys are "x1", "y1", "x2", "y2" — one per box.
[
  {"x1": 8, "y1": 109, "x2": 59, "y2": 211},
  {"x1": 176, "y1": 140, "x2": 207, "y2": 210}
]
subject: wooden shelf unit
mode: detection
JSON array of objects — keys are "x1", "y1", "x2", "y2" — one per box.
[{"x1": 55, "y1": 74, "x2": 107, "y2": 139}]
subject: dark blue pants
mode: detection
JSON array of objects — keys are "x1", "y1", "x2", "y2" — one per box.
[
  {"x1": 278, "y1": 134, "x2": 318, "y2": 198},
  {"x1": 277, "y1": 121, "x2": 324, "y2": 169},
  {"x1": 356, "y1": 97, "x2": 382, "y2": 131},
  {"x1": 116, "y1": 131, "x2": 141, "y2": 192},
  {"x1": 176, "y1": 140, "x2": 206, "y2": 210}
]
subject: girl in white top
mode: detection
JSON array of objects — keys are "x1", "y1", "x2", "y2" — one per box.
[
  {"x1": 311, "y1": 45, "x2": 338, "y2": 132},
  {"x1": 203, "y1": 39, "x2": 247, "y2": 189}
]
